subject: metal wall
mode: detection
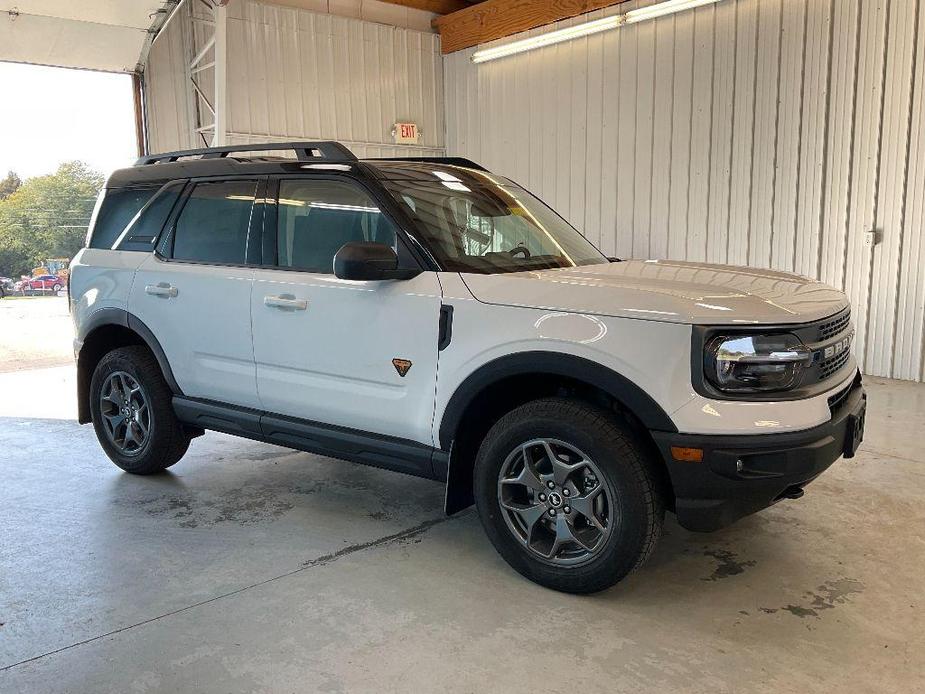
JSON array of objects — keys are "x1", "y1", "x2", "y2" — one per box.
[
  {"x1": 145, "y1": 0, "x2": 445, "y2": 158},
  {"x1": 445, "y1": 0, "x2": 925, "y2": 382}
]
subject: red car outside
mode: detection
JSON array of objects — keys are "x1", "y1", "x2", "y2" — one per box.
[{"x1": 23, "y1": 275, "x2": 64, "y2": 292}]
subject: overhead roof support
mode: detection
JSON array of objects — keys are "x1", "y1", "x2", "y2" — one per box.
[
  {"x1": 0, "y1": 1, "x2": 180, "y2": 73},
  {"x1": 378, "y1": 0, "x2": 476, "y2": 13},
  {"x1": 212, "y1": 1, "x2": 227, "y2": 146},
  {"x1": 433, "y1": 0, "x2": 624, "y2": 54}
]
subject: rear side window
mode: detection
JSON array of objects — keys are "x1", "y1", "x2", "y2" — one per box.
[
  {"x1": 171, "y1": 180, "x2": 258, "y2": 265},
  {"x1": 115, "y1": 181, "x2": 185, "y2": 251},
  {"x1": 89, "y1": 187, "x2": 160, "y2": 249},
  {"x1": 276, "y1": 179, "x2": 397, "y2": 273}
]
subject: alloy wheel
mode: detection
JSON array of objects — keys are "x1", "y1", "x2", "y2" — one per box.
[
  {"x1": 497, "y1": 438, "x2": 615, "y2": 566},
  {"x1": 99, "y1": 371, "x2": 151, "y2": 456}
]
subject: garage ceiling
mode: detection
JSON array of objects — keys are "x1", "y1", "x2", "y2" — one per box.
[{"x1": 0, "y1": 0, "x2": 175, "y2": 73}]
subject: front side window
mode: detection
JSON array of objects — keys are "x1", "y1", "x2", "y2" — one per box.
[
  {"x1": 171, "y1": 180, "x2": 258, "y2": 265},
  {"x1": 275, "y1": 179, "x2": 396, "y2": 273},
  {"x1": 382, "y1": 173, "x2": 607, "y2": 274}
]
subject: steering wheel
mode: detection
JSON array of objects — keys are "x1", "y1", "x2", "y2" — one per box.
[{"x1": 508, "y1": 245, "x2": 531, "y2": 259}]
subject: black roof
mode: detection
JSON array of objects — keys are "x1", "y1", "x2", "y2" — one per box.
[{"x1": 109, "y1": 141, "x2": 489, "y2": 189}]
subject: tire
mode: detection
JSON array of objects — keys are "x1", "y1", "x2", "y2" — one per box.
[
  {"x1": 474, "y1": 397, "x2": 664, "y2": 594},
  {"x1": 52, "y1": 284, "x2": 62, "y2": 293},
  {"x1": 89, "y1": 345, "x2": 191, "y2": 474}
]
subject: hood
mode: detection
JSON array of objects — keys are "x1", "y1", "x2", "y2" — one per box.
[{"x1": 461, "y1": 259, "x2": 849, "y2": 325}]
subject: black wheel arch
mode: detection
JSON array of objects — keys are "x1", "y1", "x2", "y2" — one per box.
[
  {"x1": 439, "y1": 351, "x2": 678, "y2": 514},
  {"x1": 76, "y1": 308, "x2": 182, "y2": 424}
]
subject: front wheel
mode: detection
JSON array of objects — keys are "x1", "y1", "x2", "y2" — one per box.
[
  {"x1": 474, "y1": 398, "x2": 664, "y2": 594},
  {"x1": 89, "y1": 345, "x2": 191, "y2": 474},
  {"x1": 52, "y1": 283, "x2": 62, "y2": 293}
]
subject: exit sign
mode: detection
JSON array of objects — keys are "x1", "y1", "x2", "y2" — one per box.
[{"x1": 393, "y1": 122, "x2": 419, "y2": 144}]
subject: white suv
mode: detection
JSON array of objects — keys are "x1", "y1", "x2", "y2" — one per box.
[{"x1": 70, "y1": 141, "x2": 866, "y2": 593}]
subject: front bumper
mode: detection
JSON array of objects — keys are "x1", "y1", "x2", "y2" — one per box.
[{"x1": 651, "y1": 372, "x2": 866, "y2": 532}]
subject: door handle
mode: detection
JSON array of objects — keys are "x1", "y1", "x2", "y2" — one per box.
[
  {"x1": 145, "y1": 282, "x2": 178, "y2": 298},
  {"x1": 264, "y1": 294, "x2": 308, "y2": 311}
]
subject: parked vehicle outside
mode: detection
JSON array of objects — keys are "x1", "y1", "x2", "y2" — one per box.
[
  {"x1": 22, "y1": 275, "x2": 64, "y2": 293},
  {"x1": 68, "y1": 142, "x2": 866, "y2": 594}
]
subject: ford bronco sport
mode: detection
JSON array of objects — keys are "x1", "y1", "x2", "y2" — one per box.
[{"x1": 70, "y1": 141, "x2": 866, "y2": 593}]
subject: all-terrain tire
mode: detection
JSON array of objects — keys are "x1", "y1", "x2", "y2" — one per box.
[
  {"x1": 89, "y1": 345, "x2": 190, "y2": 474},
  {"x1": 474, "y1": 397, "x2": 664, "y2": 594}
]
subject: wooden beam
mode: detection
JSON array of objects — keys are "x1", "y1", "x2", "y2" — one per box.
[
  {"x1": 433, "y1": 0, "x2": 624, "y2": 53},
  {"x1": 378, "y1": 0, "x2": 479, "y2": 15}
]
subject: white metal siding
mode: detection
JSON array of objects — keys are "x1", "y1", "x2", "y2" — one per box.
[
  {"x1": 146, "y1": 0, "x2": 445, "y2": 158},
  {"x1": 146, "y1": 7, "x2": 197, "y2": 153},
  {"x1": 445, "y1": 0, "x2": 925, "y2": 382}
]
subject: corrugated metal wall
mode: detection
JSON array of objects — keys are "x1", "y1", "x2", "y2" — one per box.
[
  {"x1": 146, "y1": 6, "x2": 197, "y2": 152},
  {"x1": 145, "y1": 0, "x2": 445, "y2": 159},
  {"x1": 445, "y1": 0, "x2": 925, "y2": 382}
]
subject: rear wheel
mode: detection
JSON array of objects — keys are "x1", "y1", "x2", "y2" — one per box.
[
  {"x1": 90, "y1": 346, "x2": 190, "y2": 474},
  {"x1": 474, "y1": 398, "x2": 664, "y2": 594},
  {"x1": 52, "y1": 283, "x2": 62, "y2": 293}
]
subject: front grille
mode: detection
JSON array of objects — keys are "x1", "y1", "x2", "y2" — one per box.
[
  {"x1": 818, "y1": 310, "x2": 850, "y2": 341},
  {"x1": 820, "y1": 349, "x2": 851, "y2": 380}
]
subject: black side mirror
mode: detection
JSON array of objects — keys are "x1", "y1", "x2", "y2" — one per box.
[{"x1": 333, "y1": 242, "x2": 419, "y2": 281}]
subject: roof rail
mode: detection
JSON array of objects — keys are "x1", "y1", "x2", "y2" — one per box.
[
  {"x1": 370, "y1": 156, "x2": 488, "y2": 172},
  {"x1": 136, "y1": 141, "x2": 357, "y2": 165}
]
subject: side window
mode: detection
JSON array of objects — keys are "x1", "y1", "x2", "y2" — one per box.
[
  {"x1": 171, "y1": 180, "x2": 258, "y2": 265},
  {"x1": 88, "y1": 186, "x2": 159, "y2": 249},
  {"x1": 114, "y1": 181, "x2": 185, "y2": 251},
  {"x1": 276, "y1": 179, "x2": 397, "y2": 273}
]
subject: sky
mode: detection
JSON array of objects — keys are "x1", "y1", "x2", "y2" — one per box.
[{"x1": 0, "y1": 62, "x2": 138, "y2": 181}]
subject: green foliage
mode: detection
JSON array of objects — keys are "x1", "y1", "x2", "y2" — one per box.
[
  {"x1": 0, "y1": 162, "x2": 103, "y2": 277},
  {"x1": 0, "y1": 171, "x2": 21, "y2": 200}
]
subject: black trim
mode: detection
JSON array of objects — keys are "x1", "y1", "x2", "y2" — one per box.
[
  {"x1": 126, "y1": 314, "x2": 183, "y2": 395},
  {"x1": 438, "y1": 305, "x2": 454, "y2": 351},
  {"x1": 652, "y1": 373, "x2": 866, "y2": 532},
  {"x1": 75, "y1": 308, "x2": 182, "y2": 396},
  {"x1": 438, "y1": 351, "x2": 678, "y2": 450},
  {"x1": 172, "y1": 396, "x2": 441, "y2": 480}
]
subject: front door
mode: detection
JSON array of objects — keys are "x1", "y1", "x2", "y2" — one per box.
[{"x1": 250, "y1": 176, "x2": 442, "y2": 445}]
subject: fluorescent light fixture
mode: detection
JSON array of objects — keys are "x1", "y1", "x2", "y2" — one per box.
[
  {"x1": 471, "y1": 15, "x2": 623, "y2": 64},
  {"x1": 470, "y1": 0, "x2": 720, "y2": 64},
  {"x1": 624, "y1": 0, "x2": 718, "y2": 23}
]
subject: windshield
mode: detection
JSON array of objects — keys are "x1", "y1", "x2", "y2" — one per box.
[{"x1": 381, "y1": 174, "x2": 608, "y2": 274}]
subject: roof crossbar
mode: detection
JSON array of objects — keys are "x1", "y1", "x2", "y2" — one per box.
[{"x1": 137, "y1": 141, "x2": 358, "y2": 165}]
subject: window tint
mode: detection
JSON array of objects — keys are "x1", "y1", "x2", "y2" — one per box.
[
  {"x1": 115, "y1": 181, "x2": 184, "y2": 251},
  {"x1": 172, "y1": 180, "x2": 257, "y2": 265},
  {"x1": 89, "y1": 187, "x2": 159, "y2": 249},
  {"x1": 276, "y1": 179, "x2": 396, "y2": 273}
]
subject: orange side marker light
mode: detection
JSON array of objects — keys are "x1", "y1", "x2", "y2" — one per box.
[{"x1": 670, "y1": 446, "x2": 704, "y2": 463}]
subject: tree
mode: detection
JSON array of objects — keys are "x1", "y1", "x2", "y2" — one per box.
[
  {"x1": 0, "y1": 171, "x2": 21, "y2": 200},
  {"x1": 0, "y1": 162, "x2": 103, "y2": 277}
]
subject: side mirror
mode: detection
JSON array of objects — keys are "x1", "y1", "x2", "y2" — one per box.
[{"x1": 333, "y1": 242, "x2": 419, "y2": 281}]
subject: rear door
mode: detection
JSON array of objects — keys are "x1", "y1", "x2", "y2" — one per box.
[
  {"x1": 129, "y1": 178, "x2": 265, "y2": 409},
  {"x1": 250, "y1": 175, "x2": 443, "y2": 445}
]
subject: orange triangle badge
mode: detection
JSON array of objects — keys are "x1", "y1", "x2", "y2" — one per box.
[{"x1": 392, "y1": 358, "x2": 412, "y2": 377}]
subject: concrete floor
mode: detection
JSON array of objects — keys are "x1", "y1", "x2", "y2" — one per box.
[{"x1": 0, "y1": 366, "x2": 923, "y2": 693}]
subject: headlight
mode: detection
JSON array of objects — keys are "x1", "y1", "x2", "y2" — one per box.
[{"x1": 705, "y1": 333, "x2": 812, "y2": 393}]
